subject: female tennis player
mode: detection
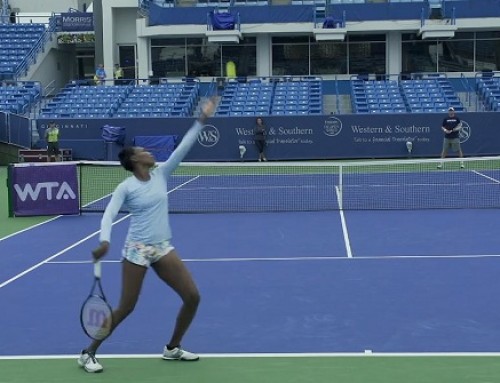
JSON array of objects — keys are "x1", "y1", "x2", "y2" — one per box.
[{"x1": 77, "y1": 99, "x2": 215, "y2": 373}]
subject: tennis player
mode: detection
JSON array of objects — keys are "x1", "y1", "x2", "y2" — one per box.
[
  {"x1": 437, "y1": 106, "x2": 464, "y2": 169},
  {"x1": 254, "y1": 117, "x2": 267, "y2": 162},
  {"x1": 77, "y1": 99, "x2": 215, "y2": 373}
]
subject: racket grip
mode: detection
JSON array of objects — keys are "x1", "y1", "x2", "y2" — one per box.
[{"x1": 94, "y1": 261, "x2": 102, "y2": 279}]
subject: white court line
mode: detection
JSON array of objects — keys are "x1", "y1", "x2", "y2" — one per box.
[
  {"x1": 0, "y1": 175, "x2": 201, "y2": 289},
  {"x1": 0, "y1": 216, "x2": 61, "y2": 243},
  {"x1": 45, "y1": 253, "x2": 500, "y2": 265},
  {"x1": 335, "y1": 186, "x2": 352, "y2": 258},
  {"x1": 0, "y1": 175, "x2": 200, "y2": 243},
  {"x1": 0, "y1": 214, "x2": 128, "y2": 290},
  {"x1": 472, "y1": 170, "x2": 500, "y2": 184},
  {"x1": 1, "y1": 351, "x2": 500, "y2": 360},
  {"x1": 169, "y1": 175, "x2": 201, "y2": 192}
]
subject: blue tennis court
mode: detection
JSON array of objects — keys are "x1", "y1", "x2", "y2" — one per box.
[
  {"x1": 1, "y1": 206, "x2": 500, "y2": 356},
  {"x1": 2, "y1": 158, "x2": 500, "y2": 382}
]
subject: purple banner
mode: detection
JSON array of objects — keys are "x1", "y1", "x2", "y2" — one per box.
[{"x1": 11, "y1": 164, "x2": 79, "y2": 216}]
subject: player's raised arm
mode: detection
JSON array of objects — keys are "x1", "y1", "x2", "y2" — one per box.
[{"x1": 159, "y1": 98, "x2": 216, "y2": 176}]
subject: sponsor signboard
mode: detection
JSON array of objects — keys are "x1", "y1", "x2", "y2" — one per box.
[
  {"x1": 10, "y1": 164, "x2": 79, "y2": 216},
  {"x1": 60, "y1": 12, "x2": 94, "y2": 32}
]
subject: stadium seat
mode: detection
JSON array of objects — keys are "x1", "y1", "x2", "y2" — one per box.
[
  {"x1": 399, "y1": 76, "x2": 465, "y2": 113},
  {"x1": 350, "y1": 78, "x2": 408, "y2": 114}
]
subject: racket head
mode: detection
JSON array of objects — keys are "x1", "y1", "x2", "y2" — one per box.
[
  {"x1": 80, "y1": 262, "x2": 112, "y2": 340},
  {"x1": 80, "y1": 294, "x2": 113, "y2": 341}
]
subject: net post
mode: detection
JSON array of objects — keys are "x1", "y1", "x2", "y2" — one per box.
[
  {"x1": 78, "y1": 162, "x2": 83, "y2": 214},
  {"x1": 7, "y1": 164, "x2": 14, "y2": 217},
  {"x1": 338, "y1": 163, "x2": 343, "y2": 210}
]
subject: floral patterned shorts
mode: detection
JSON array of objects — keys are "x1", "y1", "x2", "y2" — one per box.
[{"x1": 122, "y1": 240, "x2": 174, "y2": 267}]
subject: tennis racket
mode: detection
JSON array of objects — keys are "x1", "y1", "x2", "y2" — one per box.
[{"x1": 80, "y1": 261, "x2": 113, "y2": 341}]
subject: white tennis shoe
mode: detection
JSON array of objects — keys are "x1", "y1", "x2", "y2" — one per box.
[
  {"x1": 77, "y1": 350, "x2": 104, "y2": 373},
  {"x1": 162, "y1": 346, "x2": 199, "y2": 361}
]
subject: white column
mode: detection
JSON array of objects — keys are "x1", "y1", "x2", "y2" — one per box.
[
  {"x1": 386, "y1": 31, "x2": 402, "y2": 77},
  {"x1": 101, "y1": 1, "x2": 114, "y2": 83},
  {"x1": 256, "y1": 34, "x2": 271, "y2": 77},
  {"x1": 136, "y1": 36, "x2": 149, "y2": 81}
]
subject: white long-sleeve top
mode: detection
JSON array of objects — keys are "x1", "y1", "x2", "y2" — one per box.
[{"x1": 99, "y1": 121, "x2": 203, "y2": 244}]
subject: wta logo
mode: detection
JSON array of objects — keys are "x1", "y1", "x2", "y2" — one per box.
[
  {"x1": 459, "y1": 120, "x2": 471, "y2": 143},
  {"x1": 14, "y1": 182, "x2": 77, "y2": 202},
  {"x1": 197, "y1": 125, "x2": 220, "y2": 147}
]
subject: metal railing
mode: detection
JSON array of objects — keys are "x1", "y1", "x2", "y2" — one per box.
[{"x1": 13, "y1": 15, "x2": 57, "y2": 80}]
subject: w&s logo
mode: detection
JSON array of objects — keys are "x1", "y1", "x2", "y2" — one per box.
[
  {"x1": 459, "y1": 120, "x2": 471, "y2": 144},
  {"x1": 197, "y1": 125, "x2": 220, "y2": 147},
  {"x1": 14, "y1": 182, "x2": 77, "y2": 202}
]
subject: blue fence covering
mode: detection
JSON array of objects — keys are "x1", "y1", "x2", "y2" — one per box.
[
  {"x1": 1, "y1": 112, "x2": 31, "y2": 148},
  {"x1": 146, "y1": 0, "x2": 500, "y2": 26},
  {"x1": 36, "y1": 113, "x2": 500, "y2": 161},
  {"x1": 0, "y1": 112, "x2": 7, "y2": 142},
  {"x1": 148, "y1": 3, "x2": 313, "y2": 26},
  {"x1": 134, "y1": 135, "x2": 177, "y2": 161}
]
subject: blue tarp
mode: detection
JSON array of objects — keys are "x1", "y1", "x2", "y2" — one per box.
[
  {"x1": 102, "y1": 125, "x2": 126, "y2": 145},
  {"x1": 134, "y1": 135, "x2": 177, "y2": 161},
  {"x1": 211, "y1": 11, "x2": 236, "y2": 30}
]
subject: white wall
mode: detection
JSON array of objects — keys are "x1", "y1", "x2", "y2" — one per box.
[
  {"x1": 386, "y1": 31, "x2": 402, "y2": 76},
  {"x1": 256, "y1": 35, "x2": 271, "y2": 77},
  {"x1": 30, "y1": 48, "x2": 75, "y2": 93},
  {"x1": 102, "y1": 0, "x2": 139, "y2": 79},
  {"x1": 14, "y1": 12, "x2": 52, "y2": 24},
  {"x1": 113, "y1": 8, "x2": 138, "y2": 44},
  {"x1": 10, "y1": 0, "x2": 82, "y2": 13}
]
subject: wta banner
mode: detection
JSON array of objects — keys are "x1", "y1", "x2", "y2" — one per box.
[{"x1": 9, "y1": 163, "x2": 79, "y2": 217}]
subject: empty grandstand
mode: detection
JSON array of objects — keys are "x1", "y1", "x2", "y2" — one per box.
[
  {"x1": 0, "y1": 0, "x2": 500, "y2": 162},
  {"x1": 39, "y1": 80, "x2": 199, "y2": 118},
  {"x1": 216, "y1": 77, "x2": 322, "y2": 116},
  {"x1": 0, "y1": 81, "x2": 41, "y2": 114},
  {"x1": 0, "y1": 23, "x2": 51, "y2": 79},
  {"x1": 476, "y1": 72, "x2": 500, "y2": 111}
]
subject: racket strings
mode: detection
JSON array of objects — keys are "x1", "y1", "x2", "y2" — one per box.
[{"x1": 81, "y1": 295, "x2": 113, "y2": 340}]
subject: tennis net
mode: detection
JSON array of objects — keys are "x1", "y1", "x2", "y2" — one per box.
[{"x1": 77, "y1": 156, "x2": 500, "y2": 213}]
